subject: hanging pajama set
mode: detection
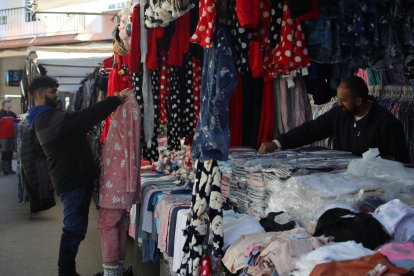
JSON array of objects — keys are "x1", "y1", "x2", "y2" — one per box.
[{"x1": 98, "y1": 93, "x2": 141, "y2": 263}]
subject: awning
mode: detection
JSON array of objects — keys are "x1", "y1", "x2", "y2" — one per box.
[
  {"x1": 28, "y1": 42, "x2": 113, "y2": 93},
  {"x1": 35, "y1": 0, "x2": 97, "y2": 11}
]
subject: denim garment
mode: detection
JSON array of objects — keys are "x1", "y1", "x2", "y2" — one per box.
[
  {"x1": 192, "y1": 26, "x2": 238, "y2": 161},
  {"x1": 58, "y1": 185, "x2": 92, "y2": 275},
  {"x1": 302, "y1": 2, "x2": 338, "y2": 63}
]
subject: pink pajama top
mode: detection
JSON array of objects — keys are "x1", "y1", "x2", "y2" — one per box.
[{"x1": 99, "y1": 93, "x2": 141, "y2": 209}]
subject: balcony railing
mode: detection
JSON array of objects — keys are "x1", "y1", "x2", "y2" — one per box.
[{"x1": 0, "y1": 7, "x2": 86, "y2": 40}]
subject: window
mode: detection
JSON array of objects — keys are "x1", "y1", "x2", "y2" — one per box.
[
  {"x1": 0, "y1": 16, "x2": 7, "y2": 25},
  {"x1": 25, "y1": 11, "x2": 36, "y2": 22}
]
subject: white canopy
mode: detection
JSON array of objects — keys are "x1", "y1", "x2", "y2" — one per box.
[{"x1": 28, "y1": 42, "x2": 113, "y2": 93}]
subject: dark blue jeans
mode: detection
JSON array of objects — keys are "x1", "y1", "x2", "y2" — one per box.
[{"x1": 58, "y1": 185, "x2": 92, "y2": 276}]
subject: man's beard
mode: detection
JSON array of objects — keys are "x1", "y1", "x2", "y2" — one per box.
[
  {"x1": 45, "y1": 96, "x2": 57, "y2": 108},
  {"x1": 340, "y1": 105, "x2": 358, "y2": 115}
]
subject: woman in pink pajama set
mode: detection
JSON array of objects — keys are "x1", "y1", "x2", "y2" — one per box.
[{"x1": 98, "y1": 92, "x2": 141, "y2": 276}]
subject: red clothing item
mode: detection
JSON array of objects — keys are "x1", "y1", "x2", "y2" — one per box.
[
  {"x1": 236, "y1": 0, "x2": 260, "y2": 29},
  {"x1": 257, "y1": 79, "x2": 274, "y2": 146},
  {"x1": 146, "y1": 26, "x2": 165, "y2": 70},
  {"x1": 248, "y1": 41, "x2": 263, "y2": 78},
  {"x1": 263, "y1": 0, "x2": 310, "y2": 78},
  {"x1": 101, "y1": 56, "x2": 114, "y2": 74},
  {"x1": 0, "y1": 117, "x2": 16, "y2": 139},
  {"x1": 168, "y1": 13, "x2": 190, "y2": 66},
  {"x1": 127, "y1": 4, "x2": 141, "y2": 73},
  {"x1": 100, "y1": 54, "x2": 132, "y2": 144},
  {"x1": 229, "y1": 74, "x2": 243, "y2": 146},
  {"x1": 253, "y1": 0, "x2": 271, "y2": 47},
  {"x1": 190, "y1": 0, "x2": 216, "y2": 48}
]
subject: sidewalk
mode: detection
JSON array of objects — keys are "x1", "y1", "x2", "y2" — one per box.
[{"x1": 0, "y1": 163, "x2": 159, "y2": 276}]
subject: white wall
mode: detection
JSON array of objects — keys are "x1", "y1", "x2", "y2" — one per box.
[
  {"x1": 0, "y1": 56, "x2": 26, "y2": 114},
  {"x1": 0, "y1": 0, "x2": 25, "y2": 10}
]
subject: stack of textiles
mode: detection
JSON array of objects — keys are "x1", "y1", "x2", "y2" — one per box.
[
  {"x1": 135, "y1": 173, "x2": 193, "y2": 263},
  {"x1": 154, "y1": 193, "x2": 192, "y2": 256},
  {"x1": 218, "y1": 161, "x2": 232, "y2": 199},
  {"x1": 228, "y1": 147, "x2": 356, "y2": 218}
]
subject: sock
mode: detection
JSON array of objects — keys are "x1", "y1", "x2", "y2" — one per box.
[
  {"x1": 103, "y1": 264, "x2": 120, "y2": 276},
  {"x1": 118, "y1": 260, "x2": 125, "y2": 272}
]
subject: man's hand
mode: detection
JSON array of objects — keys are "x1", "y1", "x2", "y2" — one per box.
[
  {"x1": 258, "y1": 141, "x2": 278, "y2": 154},
  {"x1": 114, "y1": 88, "x2": 133, "y2": 103}
]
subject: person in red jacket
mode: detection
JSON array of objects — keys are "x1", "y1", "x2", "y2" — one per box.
[{"x1": 0, "y1": 99, "x2": 18, "y2": 175}]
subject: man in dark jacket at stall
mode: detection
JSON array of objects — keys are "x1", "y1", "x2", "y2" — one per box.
[
  {"x1": 26, "y1": 75, "x2": 130, "y2": 276},
  {"x1": 259, "y1": 76, "x2": 410, "y2": 163}
]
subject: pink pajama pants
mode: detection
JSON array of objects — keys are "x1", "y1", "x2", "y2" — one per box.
[{"x1": 97, "y1": 208, "x2": 128, "y2": 263}]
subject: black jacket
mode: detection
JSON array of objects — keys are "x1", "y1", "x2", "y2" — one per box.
[
  {"x1": 277, "y1": 101, "x2": 410, "y2": 163},
  {"x1": 20, "y1": 124, "x2": 56, "y2": 213},
  {"x1": 34, "y1": 96, "x2": 121, "y2": 194}
]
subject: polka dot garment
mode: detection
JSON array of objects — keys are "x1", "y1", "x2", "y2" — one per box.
[
  {"x1": 269, "y1": 0, "x2": 283, "y2": 48},
  {"x1": 167, "y1": 66, "x2": 182, "y2": 150},
  {"x1": 263, "y1": 0, "x2": 310, "y2": 77},
  {"x1": 182, "y1": 54, "x2": 195, "y2": 139},
  {"x1": 190, "y1": 0, "x2": 216, "y2": 48},
  {"x1": 130, "y1": 65, "x2": 149, "y2": 161},
  {"x1": 159, "y1": 52, "x2": 169, "y2": 127},
  {"x1": 192, "y1": 57, "x2": 202, "y2": 135},
  {"x1": 253, "y1": 0, "x2": 271, "y2": 47},
  {"x1": 228, "y1": 0, "x2": 253, "y2": 75}
]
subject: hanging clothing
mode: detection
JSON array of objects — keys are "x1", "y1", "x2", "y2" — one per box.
[
  {"x1": 101, "y1": 55, "x2": 132, "y2": 144},
  {"x1": 229, "y1": 74, "x2": 243, "y2": 146},
  {"x1": 142, "y1": 69, "x2": 161, "y2": 162},
  {"x1": 235, "y1": 0, "x2": 260, "y2": 29},
  {"x1": 159, "y1": 52, "x2": 169, "y2": 126},
  {"x1": 192, "y1": 26, "x2": 238, "y2": 161},
  {"x1": 146, "y1": 27, "x2": 164, "y2": 70},
  {"x1": 99, "y1": 93, "x2": 141, "y2": 209},
  {"x1": 190, "y1": 0, "x2": 216, "y2": 48},
  {"x1": 168, "y1": 13, "x2": 191, "y2": 66},
  {"x1": 179, "y1": 160, "x2": 223, "y2": 276},
  {"x1": 257, "y1": 79, "x2": 275, "y2": 147},
  {"x1": 263, "y1": 0, "x2": 310, "y2": 78},
  {"x1": 192, "y1": 57, "x2": 202, "y2": 135},
  {"x1": 127, "y1": 4, "x2": 141, "y2": 73}
]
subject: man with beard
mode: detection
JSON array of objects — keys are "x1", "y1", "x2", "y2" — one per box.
[
  {"x1": 258, "y1": 76, "x2": 410, "y2": 163},
  {"x1": 26, "y1": 76, "x2": 131, "y2": 276}
]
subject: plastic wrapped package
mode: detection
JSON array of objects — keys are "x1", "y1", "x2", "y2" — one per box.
[
  {"x1": 347, "y1": 148, "x2": 414, "y2": 183},
  {"x1": 266, "y1": 172, "x2": 383, "y2": 233}
]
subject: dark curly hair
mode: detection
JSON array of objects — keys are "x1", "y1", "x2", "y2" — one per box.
[{"x1": 28, "y1": 76, "x2": 59, "y2": 95}]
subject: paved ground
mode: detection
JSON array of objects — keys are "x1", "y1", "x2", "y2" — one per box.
[{"x1": 0, "y1": 164, "x2": 159, "y2": 276}]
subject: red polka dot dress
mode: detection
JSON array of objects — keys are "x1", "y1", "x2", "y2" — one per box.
[
  {"x1": 190, "y1": 0, "x2": 216, "y2": 48},
  {"x1": 263, "y1": 0, "x2": 310, "y2": 78}
]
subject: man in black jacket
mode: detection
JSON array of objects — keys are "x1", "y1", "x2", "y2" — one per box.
[
  {"x1": 259, "y1": 76, "x2": 410, "y2": 163},
  {"x1": 26, "y1": 76, "x2": 130, "y2": 276}
]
